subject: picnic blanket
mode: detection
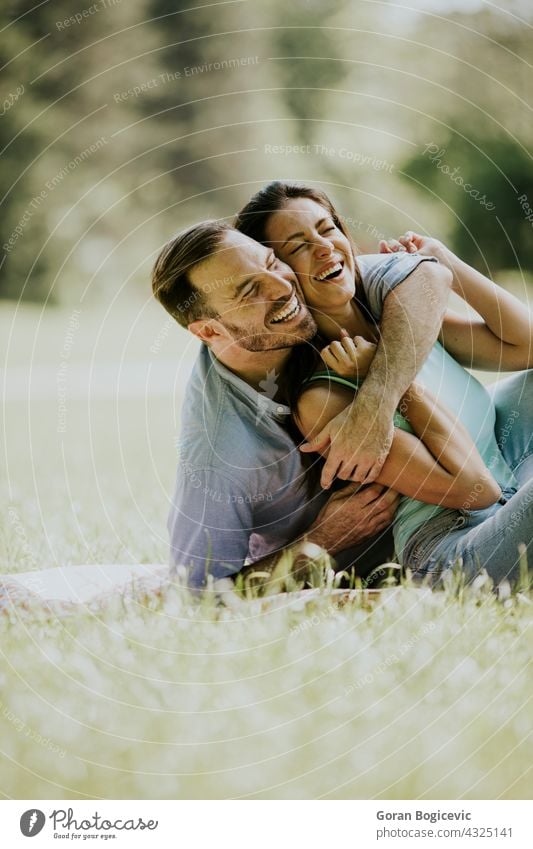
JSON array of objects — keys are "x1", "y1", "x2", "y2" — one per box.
[
  {"x1": 0, "y1": 563, "x2": 170, "y2": 617},
  {"x1": 1, "y1": 563, "x2": 411, "y2": 620}
]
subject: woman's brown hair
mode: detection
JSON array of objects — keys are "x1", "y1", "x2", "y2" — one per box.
[
  {"x1": 235, "y1": 182, "x2": 369, "y2": 496},
  {"x1": 234, "y1": 181, "x2": 367, "y2": 306}
]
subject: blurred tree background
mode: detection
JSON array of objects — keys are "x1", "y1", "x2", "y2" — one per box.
[{"x1": 1, "y1": 0, "x2": 532, "y2": 305}]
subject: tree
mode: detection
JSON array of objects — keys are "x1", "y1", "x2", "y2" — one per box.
[{"x1": 401, "y1": 134, "x2": 533, "y2": 272}]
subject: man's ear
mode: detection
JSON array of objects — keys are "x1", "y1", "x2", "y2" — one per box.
[{"x1": 188, "y1": 317, "x2": 229, "y2": 345}]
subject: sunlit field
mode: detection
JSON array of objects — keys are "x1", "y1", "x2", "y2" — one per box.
[{"x1": 1, "y1": 303, "x2": 531, "y2": 800}]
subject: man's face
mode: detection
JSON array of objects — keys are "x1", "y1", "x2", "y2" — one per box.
[{"x1": 189, "y1": 230, "x2": 317, "y2": 351}]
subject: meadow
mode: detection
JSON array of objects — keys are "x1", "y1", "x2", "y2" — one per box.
[{"x1": 0, "y1": 301, "x2": 531, "y2": 799}]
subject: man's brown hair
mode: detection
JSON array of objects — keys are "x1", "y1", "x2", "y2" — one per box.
[{"x1": 151, "y1": 220, "x2": 232, "y2": 327}]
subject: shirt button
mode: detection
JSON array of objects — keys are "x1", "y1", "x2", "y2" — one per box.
[{"x1": 276, "y1": 405, "x2": 285, "y2": 414}]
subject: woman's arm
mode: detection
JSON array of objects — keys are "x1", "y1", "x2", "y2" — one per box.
[
  {"x1": 398, "y1": 381, "x2": 501, "y2": 501},
  {"x1": 295, "y1": 381, "x2": 501, "y2": 510},
  {"x1": 382, "y1": 233, "x2": 533, "y2": 371}
]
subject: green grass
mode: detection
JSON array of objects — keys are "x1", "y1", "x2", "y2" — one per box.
[
  {"x1": 0, "y1": 303, "x2": 531, "y2": 799},
  {"x1": 0, "y1": 577, "x2": 531, "y2": 799}
]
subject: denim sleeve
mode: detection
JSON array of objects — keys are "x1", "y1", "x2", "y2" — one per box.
[
  {"x1": 168, "y1": 466, "x2": 254, "y2": 589},
  {"x1": 356, "y1": 253, "x2": 439, "y2": 321}
]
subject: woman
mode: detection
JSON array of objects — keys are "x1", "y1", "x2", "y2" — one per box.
[{"x1": 235, "y1": 182, "x2": 533, "y2": 587}]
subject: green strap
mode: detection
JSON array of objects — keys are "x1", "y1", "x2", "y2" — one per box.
[
  {"x1": 305, "y1": 369, "x2": 413, "y2": 433},
  {"x1": 305, "y1": 369, "x2": 362, "y2": 392}
]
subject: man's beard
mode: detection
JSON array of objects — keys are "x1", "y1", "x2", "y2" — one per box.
[{"x1": 221, "y1": 311, "x2": 317, "y2": 352}]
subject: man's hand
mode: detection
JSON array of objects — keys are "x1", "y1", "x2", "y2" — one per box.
[
  {"x1": 307, "y1": 482, "x2": 400, "y2": 555},
  {"x1": 300, "y1": 396, "x2": 395, "y2": 488},
  {"x1": 303, "y1": 243, "x2": 452, "y2": 489},
  {"x1": 236, "y1": 484, "x2": 400, "y2": 597}
]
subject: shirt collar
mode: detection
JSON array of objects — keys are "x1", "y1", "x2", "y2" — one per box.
[{"x1": 206, "y1": 347, "x2": 291, "y2": 420}]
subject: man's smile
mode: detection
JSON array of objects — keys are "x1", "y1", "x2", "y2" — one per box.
[{"x1": 269, "y1": 293, "x2": 301, "y2": 324}]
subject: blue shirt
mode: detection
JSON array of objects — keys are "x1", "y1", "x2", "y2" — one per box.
[{"x1": 168, "y1": 252, "x2": 437, "y2": 587}]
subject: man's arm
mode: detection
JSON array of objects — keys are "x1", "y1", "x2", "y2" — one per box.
[
  {"x1": 301, "y1": 260, "x2": 453, "y2": 488},
  {"x1": 236, "y1": 484, "x2": 399, "y2": 597},
  {"x1": 169, "y1": 464, "x2": 398, "y2": 596}
]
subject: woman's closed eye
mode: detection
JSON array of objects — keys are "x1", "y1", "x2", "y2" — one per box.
[
  {"x1": 289, "y1": 226, "x2": 336, "y2": 254},
  {"x1": 289, "y1": 242, "x2": 305, "y2": 255}
]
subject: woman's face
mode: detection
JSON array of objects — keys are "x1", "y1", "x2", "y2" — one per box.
[{"x1": 264, "y1": 197, "x2": 356, "y2": 312}]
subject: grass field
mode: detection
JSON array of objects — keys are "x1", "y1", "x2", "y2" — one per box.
[{"x1": 1, "y1": 302, "x2": 531, "y2": 800}]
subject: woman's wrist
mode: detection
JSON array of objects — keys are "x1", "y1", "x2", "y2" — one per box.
[{"x1": 432, "y1": 246, "x2": 462, "y2": 291}]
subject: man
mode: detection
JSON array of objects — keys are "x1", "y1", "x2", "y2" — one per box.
[{"x1": 151, "y1": 222, "x2": 452, "y2": 591}]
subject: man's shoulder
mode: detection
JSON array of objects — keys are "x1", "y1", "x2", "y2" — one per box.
[
  {"x1": 179, "y1": 346, "x2": 267, "y2": 472},
  {"x1": 356, "y1": 252, "x2": 438, "y2": 319},
  {"x1": 356, "y1": 251, "x2": 437, "y2": 279}
]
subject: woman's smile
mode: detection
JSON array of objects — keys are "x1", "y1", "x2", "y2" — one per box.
[{"x1": 313, "y1": 259, "x2": 345, "y2": 283}]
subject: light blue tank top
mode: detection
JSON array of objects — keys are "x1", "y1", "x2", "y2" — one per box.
[{"x1": 306, "y1": 341, "x2": 517, "y2": 559}]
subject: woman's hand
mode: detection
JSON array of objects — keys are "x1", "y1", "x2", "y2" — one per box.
[
  {"x1": 379, "y1": 231, "x2": 451, "y2": 263},
  {"x1": 320, "y1": 330, "x2": 377, "y2": 379}
]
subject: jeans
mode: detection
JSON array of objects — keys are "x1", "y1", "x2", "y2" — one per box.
[{"x1": 404, "y1": 370, "x2": 533, "y2": 587}]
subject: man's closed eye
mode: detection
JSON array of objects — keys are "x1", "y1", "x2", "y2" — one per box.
[{"x1": 242, "y1": 283, "x2": 259, "y2": 299}]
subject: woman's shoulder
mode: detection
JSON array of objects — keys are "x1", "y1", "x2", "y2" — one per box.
[
  {"x1": 304, "y1": 367, "x2": 362, "y2": 392},
  {"x1": 294, "y1": 374, "x2": 355, "y2": 437}
]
